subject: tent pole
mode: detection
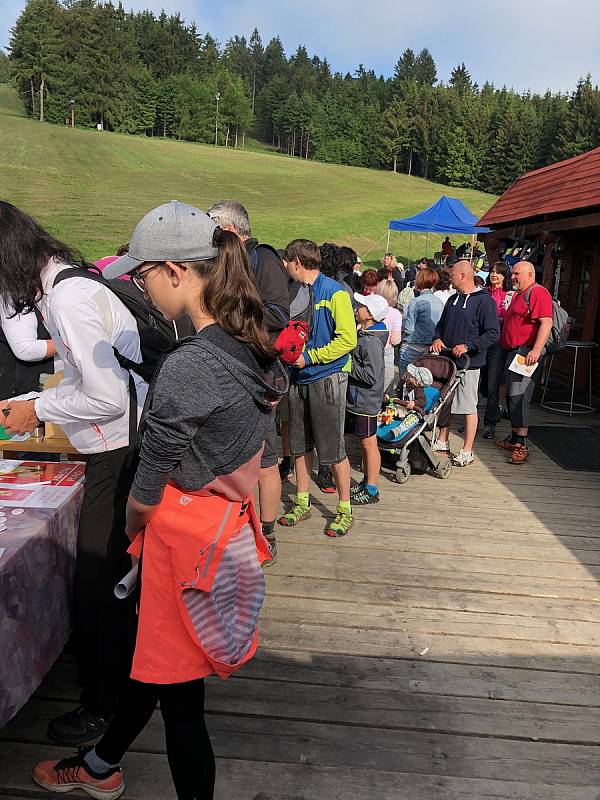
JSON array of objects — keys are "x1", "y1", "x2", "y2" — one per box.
[
  {"x1": 408, "y1": 233, "x2": 412, "y2": 265},
  {"x1": 386, "y1": 229, "x2": 390, "y2": 253},
  {"x1": 425, "y1": 232, "x2": 428, "y2": 257},
  {"x1": 470, "y1": 234, "x2": 475, "y2": 266}
]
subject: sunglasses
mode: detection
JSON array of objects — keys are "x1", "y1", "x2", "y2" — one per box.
[{"x1": 132, "y1": 263, "x2": 161, "y2": 292}]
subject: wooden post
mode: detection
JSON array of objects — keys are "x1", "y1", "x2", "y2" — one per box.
[{"x1": 386, "y1": 230, "x2": 391, "y2": 253}]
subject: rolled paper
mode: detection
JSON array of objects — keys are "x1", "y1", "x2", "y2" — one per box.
[{"x1": 114, "y1": 563, "x2": 139, "y2": 599}]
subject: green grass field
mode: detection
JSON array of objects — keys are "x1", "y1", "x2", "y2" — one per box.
[{"x1": 0, "y1": 85, "x2": 496, "y2": 265}]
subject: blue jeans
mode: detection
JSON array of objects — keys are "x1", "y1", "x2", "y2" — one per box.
[
  {"x1": 483, "y1": 344, "x2": 507, "y2": 426},
  {"x1": 398, "y1": 342, "x2": 430, "y2": 378}
]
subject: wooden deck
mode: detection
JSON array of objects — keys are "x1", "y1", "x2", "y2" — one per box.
[{"x1": 2, "y1": 408, "x2": 600, "y2": 799}]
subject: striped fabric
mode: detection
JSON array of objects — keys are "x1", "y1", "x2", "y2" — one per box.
[{"x1": 182, "y1": 523, "x2": 265, "y2": 666}]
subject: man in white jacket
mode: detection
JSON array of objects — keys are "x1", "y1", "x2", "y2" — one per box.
[{"x1": 0, "y1": 202, "x2": 147, "y2": 745}]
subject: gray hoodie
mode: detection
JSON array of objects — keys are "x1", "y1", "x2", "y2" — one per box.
[
  {"x1": 346, "y1": 323, "x2": 388, "y2": 416},
  {"x1": 132, "y1": 325, "x2": 288, "y2": 506}
]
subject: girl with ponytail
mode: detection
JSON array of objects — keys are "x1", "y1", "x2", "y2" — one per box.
[{"x1": 33, "y1": 202, "x2": 287, "y2": 800}]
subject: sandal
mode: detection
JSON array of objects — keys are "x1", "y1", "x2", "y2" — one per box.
[{"x1": 509, "y1": 444, "x2": 529, "y2": 464}]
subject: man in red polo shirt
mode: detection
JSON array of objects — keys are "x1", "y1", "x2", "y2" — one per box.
[{"x1": 496, "y1": 261, "x2": 553, "y2": 464}]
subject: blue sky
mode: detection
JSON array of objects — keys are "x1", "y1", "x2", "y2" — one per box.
[{"x1": 1, "y1": 0, "x2": 599, "y2": 94}]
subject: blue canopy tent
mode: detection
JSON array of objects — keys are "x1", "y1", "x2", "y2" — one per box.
[{"x1": 387, "y1": 196, "x2": 491, "y2": 263}]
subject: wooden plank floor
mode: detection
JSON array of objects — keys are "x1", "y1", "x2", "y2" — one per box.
[{"x1": 2, "y1": 408, "x2": 600, "y2": 799}]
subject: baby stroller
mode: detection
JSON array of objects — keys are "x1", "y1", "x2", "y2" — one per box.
[{"x1": 377, "y1": 351, "x2": 469, "y2": 484}]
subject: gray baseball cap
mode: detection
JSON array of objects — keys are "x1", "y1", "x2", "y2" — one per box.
[
  {"x1": 407, "y1": 363, "x2": 434, "y2": 386},
  {"x1": 103, "y1": 200, "x2": 219, "y2": 279}
]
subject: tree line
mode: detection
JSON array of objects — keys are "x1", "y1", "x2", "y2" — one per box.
[{"x1": 5, "y1": 0, "x2": 600, "y2": 193}]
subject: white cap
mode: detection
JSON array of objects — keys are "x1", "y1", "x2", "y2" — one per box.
[{"x1": 354, "y1": 292, "x2": 388, "y2": 322}]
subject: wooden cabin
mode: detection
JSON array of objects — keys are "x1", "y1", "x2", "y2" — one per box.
[{"x1": 478, "y1": 148, "x2": 600, "y2": 396}]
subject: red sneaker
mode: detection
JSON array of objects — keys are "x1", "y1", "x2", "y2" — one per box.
[{"x1": 33, "y1": 750, "x2": 124, "y2": 799}]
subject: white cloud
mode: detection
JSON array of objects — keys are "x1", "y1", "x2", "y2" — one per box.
[{"x1": 1, "y1": 0, "x2": 599, "y2": 93}]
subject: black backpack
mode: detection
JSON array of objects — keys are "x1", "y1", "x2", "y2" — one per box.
[
  {"x1": 53, "y1": 267, "x2": 182, "y2": 381},
  {"x1": 0, "y1": 308, "x2": 54, "y2": 397},
  {"x1": 523, "y1": 285, "x2": 571, "y2": 355}
]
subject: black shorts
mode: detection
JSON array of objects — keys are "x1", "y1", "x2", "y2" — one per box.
[
  {"x1": 347, "y1": 412, "x2": 378, "y2": 439},
  {"x1": 261, "y1": 408, "x2": 279, "y2": 469}
]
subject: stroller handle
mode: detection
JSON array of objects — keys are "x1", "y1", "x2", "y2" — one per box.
[{"x1": 435, "y1": 347, "x2": 471, "y2": 371}]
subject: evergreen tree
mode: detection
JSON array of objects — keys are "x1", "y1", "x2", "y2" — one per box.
[
  {"x1": 262, "y1": 36, "x2": 287, "y2": 84},
  {"x1": 380, "y1": 95, "x2": 408, "y2": 172},
  {"x1": 0, "y1": 51, "x2": 11, "y2": 82},
  {"x1": 248, "y1": 28, "x2": 264, "y2": 115},
  {"x1": 449, "y1": 62, "x2": 473, "y2": 95},
  {"x1": 9, "y1": 0, "x2": 64, "y2": 121},
  {"x1": 414, "y1": 48, "x2": 437, "y2": 86},
  {"x1": 393, "y1": 48, "x2": 416, "y2": 85}
]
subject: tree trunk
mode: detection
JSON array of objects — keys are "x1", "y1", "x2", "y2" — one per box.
[
  {"x1": 30, "y1": 77, "x2": 35, "y2": 116},
  {"x1": 305, "y1": 133, "x2": 310, "y2": 159},
  {"x1": 424, "y1": 153, "x2": 429, "y2": 179},
  {"x1": 393, "y1": 155, "x2": 397, "y2": 173},
  {"x1": 39, "y1": 75, "x2": 44, "y2": 122},
  {"x1": 408, "y1": 146, "x2": 413, "y2": 176},
  {"x1": 163, "y1": 119, "x2": 167, "y2": 138},
  {"x1": 234, "y1": 124, "x2": 238, "y2": 148},
  {"x1": 242, "y1": 130, "x2": 246, "y2": 148},
  {"x1": 225, "y1": 125, "x2": 230, "y2": 147},
  {"x1": 251, "y1": 73, "x2": 256, "y2": 116}
]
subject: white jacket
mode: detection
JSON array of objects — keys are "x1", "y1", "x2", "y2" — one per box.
[{"x1": 31, "y1": 258, "x2": 148, "y2": 454}]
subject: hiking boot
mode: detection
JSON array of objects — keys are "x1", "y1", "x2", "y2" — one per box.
[
  {"x1": 325, "y1": 507, "x2": 354, "y2": 538},
  {"x1": 33, "y1": 749, "x2": 124, "y2": 799},
  {"x1": 351, "y1": 487, "x2": 380, "y2": 505},
  {"x1": 509, "y1": 443, "x2": 529, "y2": 464},
  {"x1": 261, "y1": 532, "x2": 277, "y2": 568},
  {"x1": 495, "y1": 436, "x2": 517, "y2": 451},
  {"x1": 278, "y1": 457, "x2": 293, "y2": 482},
  {"x1": 278, "y1": 498, "x2": 311, "y2": 527},
  {"x1": 432, "y1": 440, "x2": 450, "y2": 453},
  {"x1": 47, "y1": 706, "x2": 111, "y2": 746},
  {"x1": 452, "y1": 449, "x2": 474, "y2": 467},
  {"x1": 483, "y1": 425, "x2": 495, "y2": 439},
  {"x1": 315, "y1": 466, "x2": 336, "y2": 493}
]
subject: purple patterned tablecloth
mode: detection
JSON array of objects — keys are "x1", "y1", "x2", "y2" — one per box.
[{"x1": 0, "y1": 486, "x2": 83, "y2": 728}]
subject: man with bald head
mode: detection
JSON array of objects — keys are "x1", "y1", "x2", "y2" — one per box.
[
  {"x1": 496, "y1": 261, "x2": 553, "y2": 464},
  {"x1": 431, "y1": 260, "x2": 499, "y2": 466}
]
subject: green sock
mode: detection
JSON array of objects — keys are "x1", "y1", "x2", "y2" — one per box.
[
  {"x1": 338, "y1": 499, "x2": 351, "y2": 514},
  {"x1": 296, "y1": 492, "x2": 310, "y2": 507}
]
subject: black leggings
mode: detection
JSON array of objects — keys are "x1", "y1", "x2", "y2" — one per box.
[{"x1": 96, "y1": 677, "x2": 215, "y2": 800}]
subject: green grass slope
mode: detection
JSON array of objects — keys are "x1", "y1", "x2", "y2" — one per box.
[{"x1": 0, "y1": 85, "x2": 496, "y2": 263}]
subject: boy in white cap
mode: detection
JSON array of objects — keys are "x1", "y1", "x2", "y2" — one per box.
[{"x1": 348, "y1": 292, "x2": 389, "y2": 505}]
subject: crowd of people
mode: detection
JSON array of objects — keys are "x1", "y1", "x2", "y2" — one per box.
[{"x1": 0, "y1": 203, "x2": 554, "y2": 799}]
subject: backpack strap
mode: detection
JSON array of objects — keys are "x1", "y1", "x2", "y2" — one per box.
[
  {"x1": 523, "y1": 284, "x2": 537, "y2": 308},
  {"x1": 52, "y1": 266, "x2": 140, "y2": 450}
]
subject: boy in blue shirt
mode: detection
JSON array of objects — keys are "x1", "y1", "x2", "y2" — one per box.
[{"x1": 278, "y1": 239, "x2": 357, "y2": 537}]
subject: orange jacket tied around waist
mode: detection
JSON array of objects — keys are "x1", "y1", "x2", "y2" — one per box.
[{"x1": 128, "y1": 485, "x2": 271, "y2": 684}]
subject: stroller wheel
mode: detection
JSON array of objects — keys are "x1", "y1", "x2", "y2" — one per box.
[
  {"x1": 395, "y1": 464, "x2": 411, "y2": 484},
  {"x1": 433, "y1": 458, "x2": 452, "y2": 479}
]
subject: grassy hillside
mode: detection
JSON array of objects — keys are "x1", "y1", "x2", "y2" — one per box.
[{"x1": 0, "y1": 85, "x2": 496, "y2": 264}]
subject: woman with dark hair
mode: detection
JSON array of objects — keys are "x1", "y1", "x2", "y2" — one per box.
[
  {"x1": 433, "y1": 268, "x2": 455, "y2": 305},
  {"x1": 398, "y1": 268, "x2": 444, "y2": 375},
  {"x1": 0, "y1": 201, "x2": 148, "y2": 746},
  {"x1": 482, "y1": 261, "x2": 514, "y2": 439},
  {"x1": 32, "y1": 202, "x2": 287, "y2": 799},
  {"x1": 361, "y1": 268, "x2": 379, "y2": 295}
]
